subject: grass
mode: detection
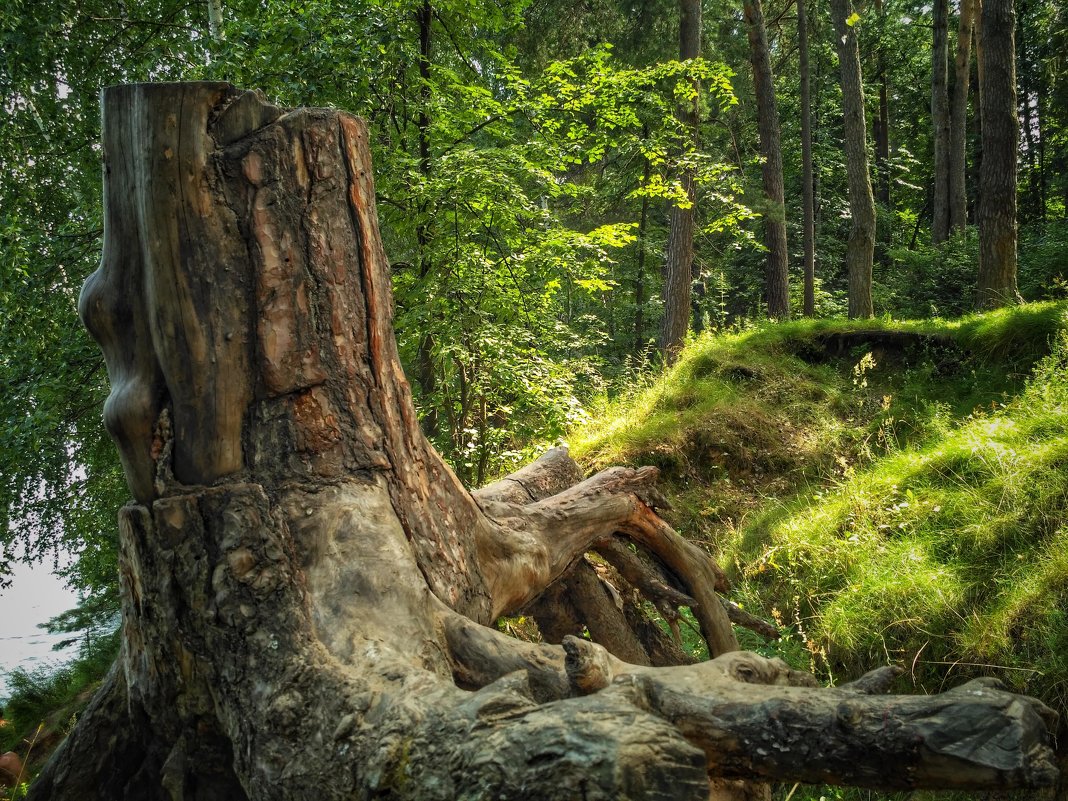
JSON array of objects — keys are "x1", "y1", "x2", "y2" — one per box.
[
  {"x1": 573, "y1": 302, "x2": 1068, "y2": 543},
  {"x1": 571, "y1": 302, "x2": 1068, "y2": 801},
  {"x1": 727, "y1": 324, "x2": 1068, "y2": 707}
]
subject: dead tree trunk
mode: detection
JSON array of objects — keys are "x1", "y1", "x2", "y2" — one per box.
[{"x1": 31, "y1": 82, "x2": 1059, "y2": 801}]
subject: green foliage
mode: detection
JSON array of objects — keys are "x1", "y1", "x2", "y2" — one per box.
[
  {"x1": 880, "y1": 230, "x2": 980, "y2": 318},
  {"x1": 0, "y1": 628, "x2": 117, "y2": 753},
  {"x1": 1020, "y1": 219, "x2": 1068, "y2": 300},
  {"x1": 2, "y1": 0, "x2": 1068, "y2": 787},
  {"x1": 0, "y1": 0, "x2": 210, "y2": 600}
]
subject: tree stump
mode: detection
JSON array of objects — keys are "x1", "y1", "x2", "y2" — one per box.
[{"x1": 29, "y1": 83, "x2": 1059, "y2": 800}]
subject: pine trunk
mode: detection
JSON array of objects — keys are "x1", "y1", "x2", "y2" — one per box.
[
  {"x1": 831, "y1": 0, "x2": 876, "y2": 318},
  {"x1": 28, "y1": 83, "x2": 1059, "y2": 801},
  {"x1": 873, "y1": 0, "x2": 891, "y2": 209},
  {"x1": 744, "y1": 0, "x2": 790, "y2": 319},
  {"x1": 932, "y1": 0, "x2": 951, "y2": 243},
  {"x1": 976, "y1": 0, "x2": 1022, "y2": 307},
  {"x1": 949, "y1": 0, "x2": 976, "y2": 233},
  {"x1": 659, "y1": 0, "x2": 702, "y2": 360},
  {"x1": 799, "y1": 0, "x2": 816, "y2": 317}
]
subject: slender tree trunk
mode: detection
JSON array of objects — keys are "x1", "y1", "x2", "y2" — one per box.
[
  {"x1": 949, "y1": 0, "x2": 976, "y2": 233},
  {"x1": 635, "y1": 152, "x2": 651, "y2": 354},
  {"x1": 29, "y1": 82, "x2": 1060, "y2": 801},
  {"x1": 831, "y1": 0, "x2": 876, "y2": 318},
  {"x1": 973, "y1": 0, "x2": 985, "y2": 215},
  {"x1": 1015, "y1": 0, "x2": 1041, "y2": 223},
  {"x1": 873, "y1": 0, "x2": 891, "y2": 209},
  {"x1": 206, "y1": 0, "x2": 223, "y2": 41},
  {"x1": 932, "y1": 0, "x2": 951, "y2": 243},
  {"x1": 744, "y1": 0, "x2": 790, "y2": 319},
  {"x1": 415, "y1": 0, "x2": 438, "y2": 438},
  {"x1": 659, "y1": 0, "x2": 702, "y2": 360},
  {"x1": 874, "y1": 78, "x2": 890, "y2": 209},
  {"x1": 799, "y1": 0, "x2": 816, "y2": 316},
  {"x1": 977, "y1": 0, "x2": 1022, "y2": 307}
]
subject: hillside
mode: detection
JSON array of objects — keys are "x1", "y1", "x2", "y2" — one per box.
[{"x1": 573, "y1": 302, "x2": 1068, "y2": 800}]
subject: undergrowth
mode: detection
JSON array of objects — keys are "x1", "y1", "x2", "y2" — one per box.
[
  {"x1": 729, "y1": 320, "x2": 1068, "y2": 707},
  {"x1": 572, "y1": 302, "x2": 1068, "y2": 801},
  {"x1": 0, "y1": 630, "x2": 118, "y2": 793}
]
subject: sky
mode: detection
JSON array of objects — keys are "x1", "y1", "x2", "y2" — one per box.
[{"x1": 0, "y1": 560, "x2": 79, "y2": 701}]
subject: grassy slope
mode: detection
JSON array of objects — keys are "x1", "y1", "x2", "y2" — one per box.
[{"x1": 572, "y1": 302, "x2": 1068, "y2": 800}]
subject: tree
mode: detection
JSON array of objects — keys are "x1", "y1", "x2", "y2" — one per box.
[
  {"x1": 28, "y1": 82, "x2": 1059, "y2": 801},
  {"x1": 798, "y1": 0, "x2": 816, "y2": 317},
  {"x1": 949, "y1": 0, "x2": 977, "y2": 233},
  {"x1": 976, "y1": 0, "x2": 1023, "y2": 307},
  {"x1": 831, "y1": 0, "x2": 876, "y2": 318},
  {"x1": 660, "y1": 0, "x2": 702, "y2": 359},
  {"x1": 931, "y1": 0, "x2": 951, "y2": 243},
  {"x1": 743, "y1": 0, "x2": 790, "y2": 319},
  {"x1": 871, "y1": 0, "x2": 891, "y2": 210}
]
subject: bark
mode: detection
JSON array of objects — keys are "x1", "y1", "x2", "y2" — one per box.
[
  {"x1": 831, "y1": 0, "x2": 876, "y2": 318},
  {"x1": 976, "y1": 0, "x2": 1022, "y2": 308},
  {"x1": 744, "y1": 0, "x2": 790, "y2": 319},
  {"x1": 206, "y1": 0, "x2": 223, "y2": 41},
  {"x1": 798, "y1": 0, "x2": 816, "y2": 316},
  {"x1": 932, "y1": 0, "x2": 952, "y2": 243},
  {"x1": 33, "y1": 82, "x2": 1060, "y2": 801},
  {"x1": 635, "y1": 145, "x2": 652, "y2": 354},
  {"x1": 659, "y1": 0, "x2": 702, "y2": 361},
  {"x1": 873, "y1": 0, "x2": 891, "y2": 209},
  {"x1": 949, "y1": 0, "x2": 977, "y2": 233},
  {"x1": 415, "y1": 0, "x2": 438, "y2": 439}
]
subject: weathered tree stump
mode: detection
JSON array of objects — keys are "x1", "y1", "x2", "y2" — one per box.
[{"x1": 29, "y1": 83, "x2": 1059, "y2": 800}]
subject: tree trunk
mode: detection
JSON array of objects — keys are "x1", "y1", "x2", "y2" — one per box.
[
  {"x1": 798, "y1": 0, "x2": 816, "y2": 317},
  {"x1": 206, "y1": 0, "x2": 223, "y2": 41},
  {"x1": 949, "y1": 0, "x2": 976, "y2": 233},
  {"x1": 831, "y1": 0, "x2": 876, "y2": 318},
  {"x1": 872, "y1": 0, "x2": 891, "y2": 210},
  {"x1": 932, "y1": 0, "x2": 952, "y2": 243},
  {"x1": 744, "y1": 0, "x2": 790, "y2": 319},
  {"x1": 635, "y1": 151, "x2": 651, "y2": 354},
  {"x1": 31, "y1": 82, "x2": 1060, "y2": 801},
  {"x1": 415, "y1": 0, "x2": 438, "y2": 439},
  {"x1": 659, "y1": 0, "x2": 702, "y2": 360},
  {"x1": 976, "y1": 0, "x2": 1022, "y2": 308}
]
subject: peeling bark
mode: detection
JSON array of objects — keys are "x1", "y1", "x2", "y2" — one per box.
[{"x1": 33, "y1": 82, "x2": 1060, "y2": 801}]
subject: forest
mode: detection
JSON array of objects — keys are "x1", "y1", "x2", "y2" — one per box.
[{"x1": 1, "y1": 0, "x2": 1068, "y2": 798}]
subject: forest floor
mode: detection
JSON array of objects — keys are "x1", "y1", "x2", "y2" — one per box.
[{"x1": 573, "y1": 299, "x2": 1068, "y2": 801}]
